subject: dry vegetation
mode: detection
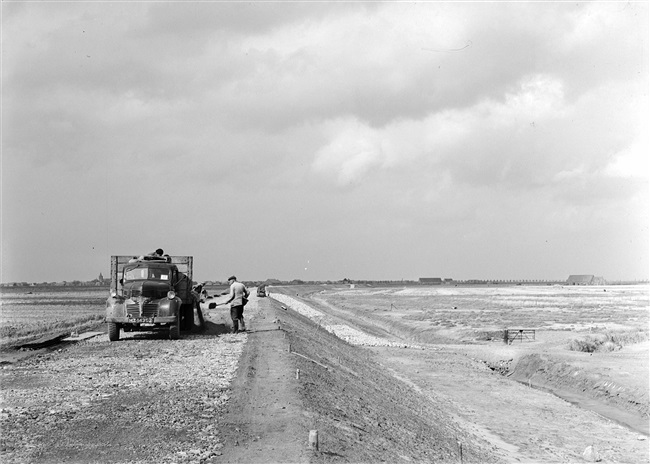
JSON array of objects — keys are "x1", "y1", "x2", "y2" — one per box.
[
  {"x1": 0, "y1": 287, "x2": 106, "y2": 348},
  {"x1": 567, "y1": 329, "x2": 649, "y2": 353},
  {"x1": 306, "y1": 284, "x2": 649, "y2": 344}
]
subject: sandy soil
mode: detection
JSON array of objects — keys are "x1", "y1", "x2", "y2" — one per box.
[{"x1": 296, "y1": 286, "x2": 649, "y2": 462}]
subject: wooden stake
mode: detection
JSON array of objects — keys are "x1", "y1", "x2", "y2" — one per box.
[
  {"x1": 291, "y1": 352, "x2": 329, "y2": 369},
  {"x1": 309, "y1": 430, "x2": 319, "y2": 451}
]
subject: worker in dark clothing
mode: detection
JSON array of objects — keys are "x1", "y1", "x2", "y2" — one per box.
[
  {"x1": 149, "y1": 248, "x2": 164, "y2": 257},
  {"x1": 191, "y1": 283, "x2": 207, "y2": 331}
]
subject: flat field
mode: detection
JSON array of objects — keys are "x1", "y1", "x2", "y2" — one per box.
[
  {"x1": 0, "y1": 287, "x2": 107, "y2": 345},
  {"x1": 311, "y1": 284, "x2": 648, "y2": 337}
]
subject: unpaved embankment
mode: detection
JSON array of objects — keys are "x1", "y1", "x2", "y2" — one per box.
[{"x1": 276, "y1": 288, "x2": 649, "y2": 463}]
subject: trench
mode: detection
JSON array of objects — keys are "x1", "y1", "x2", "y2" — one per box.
[
  {"x1": 483, "y1": 357, "x2": 649, "y2": 436},
  {"x1": 514, "y1": 378, "x2": 649, "y2": 436}
]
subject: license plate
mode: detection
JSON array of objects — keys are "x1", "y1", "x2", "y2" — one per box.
[{"x1": 130, "y1": 317, "x2": 154, "y2": 323}]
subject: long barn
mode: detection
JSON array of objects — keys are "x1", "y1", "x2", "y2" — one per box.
[{"x1": 566, "y1": 275, "x2": 606, "y2": 285}]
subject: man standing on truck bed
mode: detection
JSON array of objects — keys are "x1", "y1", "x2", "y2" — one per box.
[{"x1": 224, "y1": 276, "x2": 249, "y2": 334}]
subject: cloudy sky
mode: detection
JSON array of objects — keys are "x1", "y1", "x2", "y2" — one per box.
[{"x1": 2, "y1": 2, "x2": 648, "y2": 283}]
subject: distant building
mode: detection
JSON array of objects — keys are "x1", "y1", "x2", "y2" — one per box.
[
  {"x1": 566, "y1": 275, "x2": 607, "y2": 285},
  {"x1": 419, "y1": 277, "x2": 443, "y2": 284}
]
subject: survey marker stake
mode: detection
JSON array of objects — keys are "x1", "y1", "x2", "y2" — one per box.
[{"x1": 309, "y1": 430, "x2": 319, "y2": 451}]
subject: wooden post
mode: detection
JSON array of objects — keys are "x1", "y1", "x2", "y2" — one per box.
[{"x1": 309, "y1": 430, "x2": 319, "y2": 451}]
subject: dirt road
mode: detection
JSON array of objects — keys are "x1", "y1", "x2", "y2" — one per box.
[{"x1": 212, "y1": 299, "x2": 310, "y2": 463}]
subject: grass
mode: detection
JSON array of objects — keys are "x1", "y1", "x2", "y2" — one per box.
[
  {"x1": 312, "y1": 285, "x2": 649, "y2": 333},
  {"x1": 0, "y1": 286, "x2": 106, "y2": 349},
  {"x1": 284, "y1": 284, "x2": 649, "y2": 351},
  {"x1": 0, "y1": 313, "x2": 104, "y2": 339}
]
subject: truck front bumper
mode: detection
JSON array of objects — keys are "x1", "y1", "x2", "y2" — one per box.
[{"x1": 106, "y1": 316, "x2": 178, "y2": 324}]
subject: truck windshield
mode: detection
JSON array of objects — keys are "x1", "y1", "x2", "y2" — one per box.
[{"x1": 124, "y1": 268, "x2": 171, "y2": 281}]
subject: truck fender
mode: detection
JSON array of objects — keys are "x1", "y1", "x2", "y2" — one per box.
[
  {"x1": 106, "y1": 298, "x2": 126, "y2": 318},
  {"x1": 157, "y1": 297, "x2": 182, "y2": 317}
]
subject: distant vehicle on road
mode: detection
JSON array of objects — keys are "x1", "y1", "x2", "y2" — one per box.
[{"x1": 257, "y1": 285, "x2": 267, "y2": 297}]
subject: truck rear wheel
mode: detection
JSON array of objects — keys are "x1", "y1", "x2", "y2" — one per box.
[{"x1": 108, "y1": 323, "x2": 120, "y2": 341}]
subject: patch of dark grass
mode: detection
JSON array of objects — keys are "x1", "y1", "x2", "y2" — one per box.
[
  {"x1": 473, "y1": 330, "x2": 505, "y2": 341},
  {"x1": 0, "y1": 315, "x2": 105, "y2": 349},
  {"x1": 568, "y1": 329, "x2": 649, "y2": 352}
]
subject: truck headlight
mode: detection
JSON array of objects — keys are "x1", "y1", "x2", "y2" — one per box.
[{"x1": 167, "y1": 291, "x2": 176, "y2": 300}]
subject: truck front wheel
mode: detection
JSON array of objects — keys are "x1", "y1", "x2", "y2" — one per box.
[{"x1": 108, "y1": 322, "x2": 120, "y2": 341}]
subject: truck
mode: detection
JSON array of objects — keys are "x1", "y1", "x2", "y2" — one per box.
[
  {"x1": 257, "y1": 284, "x2": 267, "y2": 297},
  {"x1": 105, "y1": 255, "x2": 196, "y2": 341}
]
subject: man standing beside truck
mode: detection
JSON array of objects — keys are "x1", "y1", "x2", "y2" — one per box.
[
  {"x1": 224, "y1": 276, "x2": 249, "y2": 333},
  {"x1": 191, "y1": 283, "x2": 207, "y2": 331}
]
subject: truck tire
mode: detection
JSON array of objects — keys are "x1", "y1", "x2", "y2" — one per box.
[
  {"x1": 169, "y1": 323, "x2": 180, "y2": 340},
  {"x1": 108, "y1": 323, "x2": 120, "y2": 342},
  {"x1": 180, "y1": 304, "x2": 194, "y2": 332}
]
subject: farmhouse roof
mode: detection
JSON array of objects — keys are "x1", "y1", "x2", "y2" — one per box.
[
  {"x1": 419, "y1": 277, "x2": 443, "y2": 284},
  {"x1": 567, "y1": 275, "x2": 595, "y2": 284}
]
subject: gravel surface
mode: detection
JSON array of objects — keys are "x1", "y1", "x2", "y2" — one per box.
[
  {"x1": 1, "y1": 330, "x2": 247, "y2": 464},
  {"x1": 271, "y1": 294, "x2": 418, "y2": 348}
]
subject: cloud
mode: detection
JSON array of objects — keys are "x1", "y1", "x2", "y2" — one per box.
[
  {"x1": 1, "y1": 2, "x2": 647, "y2": 282},
  {"x1": 312, "y1": 119, "x2": 382, "y2": 186},
  {"x1": 312, "y1": 67, "x2": 647, "y2": 196}
]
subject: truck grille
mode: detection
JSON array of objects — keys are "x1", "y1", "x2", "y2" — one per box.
[{"x1": 126, "y1": 303, "x2": 158, "y2": 318}]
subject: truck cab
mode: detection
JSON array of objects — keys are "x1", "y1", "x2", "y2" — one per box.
[{"x1": 105, "y1": 255, "x2": 195, "y2": 341}]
